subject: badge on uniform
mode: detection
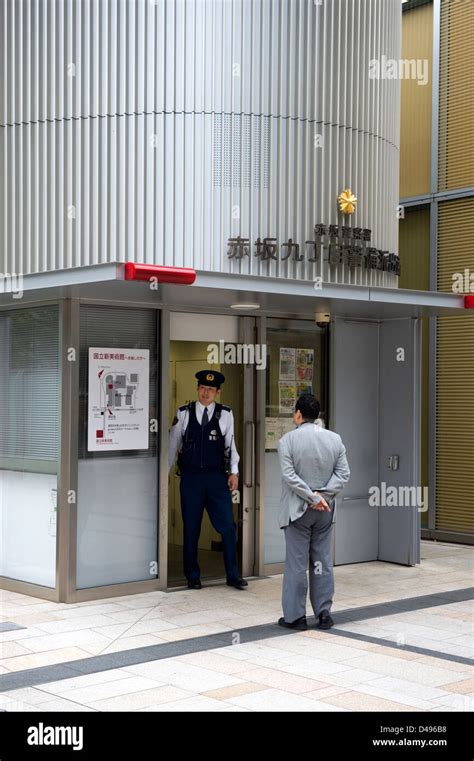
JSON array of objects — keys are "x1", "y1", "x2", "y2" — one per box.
[{"x1": 209, "y1": 429, "x2": 218, "y2": 440}]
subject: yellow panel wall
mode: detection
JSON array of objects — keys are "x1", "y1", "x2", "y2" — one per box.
[
  {"x1": 439, "y1": 0, "x2": 474, "y2": 190},
  {"x1": 400, "y1": 3, "x2": 433, "y2": 198},
  {"x1": 399, "y1": 209, "x2": 430, "y2": 526},
  {"x1": 436, "y1": 198, "x2": 474, "y2": 533}
]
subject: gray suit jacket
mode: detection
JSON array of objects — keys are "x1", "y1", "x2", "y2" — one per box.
[{"x1": 277, "y1": 423, "x2": 350, "y2": 528}]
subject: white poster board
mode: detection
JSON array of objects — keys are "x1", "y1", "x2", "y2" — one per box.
[{"x1": 88, "y1": 348, "x2": 150, "y2": 451}]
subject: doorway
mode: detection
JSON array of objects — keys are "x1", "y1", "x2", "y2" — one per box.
[
  {"x1": 262, "y1": 319, "x2": 328, "y2": 570},
  {"x1": 331, "y1": 316, "x2": 421, "y2": 566},
  {"x1": 167, "y1": 313, "x2": 257, "y2": 586}
]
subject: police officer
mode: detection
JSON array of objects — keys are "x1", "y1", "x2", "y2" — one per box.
[{"x1": 169, "y1": 370, "x2": 248, "y2": 590}]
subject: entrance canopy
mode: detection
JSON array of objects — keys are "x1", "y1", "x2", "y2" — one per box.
[{"x1": 0, "y1": 263, "x2": 469, "y2": 319}]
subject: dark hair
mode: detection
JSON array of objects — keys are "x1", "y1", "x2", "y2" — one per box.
[{"x1": 295, "y1": 394, "x2": 320, "y2": 421}]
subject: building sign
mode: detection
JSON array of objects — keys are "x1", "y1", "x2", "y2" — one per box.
[
  {"x1": 227, "y1": 224, "x2": 401, "y2": 275},
  {"x1": 88, "y1": 348, "x2": 149, "y2": 451}
]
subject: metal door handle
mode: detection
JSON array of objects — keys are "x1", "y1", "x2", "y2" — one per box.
[{"x1": 245, "y1": 421, "x2": 255, "y2": 488}]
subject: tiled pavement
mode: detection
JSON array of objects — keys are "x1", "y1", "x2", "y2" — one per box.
[{"x1": 0, "y1": 541, "x2": 472, "y2": 712}]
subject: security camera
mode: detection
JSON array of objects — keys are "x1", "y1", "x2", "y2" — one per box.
[{"x1": 315, "y1": 312, "x2": 331, "y2": 327}]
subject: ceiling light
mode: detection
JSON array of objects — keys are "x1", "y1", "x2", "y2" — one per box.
[{"x1": 229, "y1": 303, "x2": 261, "y2": 310}]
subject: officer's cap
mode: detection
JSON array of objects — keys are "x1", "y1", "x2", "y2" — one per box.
[{"x1": 195, "y1": 370, "x2": 225, "y2": 388}]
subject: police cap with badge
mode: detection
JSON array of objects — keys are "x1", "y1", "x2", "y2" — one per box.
[{"x1": 195, "y1": 370, "x2": 226, "y2": 389}]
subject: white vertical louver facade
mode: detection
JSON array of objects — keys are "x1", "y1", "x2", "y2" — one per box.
[{"x1": 1, "y1": 0, "x2": 401, "y2": 286}]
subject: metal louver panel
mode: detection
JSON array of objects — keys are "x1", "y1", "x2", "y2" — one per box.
[
  {"x1": 1, "y1": 0, "x2": 401, "y2": 287},
  {"x1": 436, "y1": 198, "x2": 474, "y2": 533},
  {"x1": 399, "y1": 2, "x2": 433, "y2": 198},
  {"x1": 438, "y1": 0, "x2": 474, "y2": 191}
]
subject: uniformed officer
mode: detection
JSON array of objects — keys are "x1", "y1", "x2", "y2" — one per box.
[{"x1": 169, "y1": 370, "x2": 248, "y2": 590}]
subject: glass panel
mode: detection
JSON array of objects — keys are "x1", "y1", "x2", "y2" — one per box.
[
  {"x1": 77, "y1": 306, "x2": 159, "y2": 589},
  {"x1": 0, "y1": 306, "x2": 60, "y2": 587},
  {"x1": 264, "y1": 324, "x2": 326, "y2": 564}
]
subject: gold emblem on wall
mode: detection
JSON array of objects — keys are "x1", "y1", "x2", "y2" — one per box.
[{"x1": 338, "y1": 189, "x2": 357, "y2": 215}]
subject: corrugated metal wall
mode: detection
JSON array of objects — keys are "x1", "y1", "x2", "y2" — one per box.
[
  {"x1": 436, "y1": 198, "x2": 474, "y2": 534},
  {"x1": 399, "y1": 1, "x2": 433, "y2": 198},
  {"x1": 1, "y1": 0, "x2": 401, "y2": 286},
  {"x1": 439, "y1": 0, "x2": 474, "y2": 191},
  {"x1": 399, "y1": 207, "x2": 430, "y2": 527}
]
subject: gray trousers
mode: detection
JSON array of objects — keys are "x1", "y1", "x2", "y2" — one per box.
[{"x1": 282, "y1": 504, "x2": 335, "y2": 622}]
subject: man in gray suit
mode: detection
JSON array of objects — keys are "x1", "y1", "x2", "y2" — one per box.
[{"x1": 277, "y1": 394, "x2": 350, "y2": 631}]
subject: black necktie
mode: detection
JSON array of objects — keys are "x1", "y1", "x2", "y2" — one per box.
[{"x1": 201, "y1": 407, "x2": 209, "y2": 427}]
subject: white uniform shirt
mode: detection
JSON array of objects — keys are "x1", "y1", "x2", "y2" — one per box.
[{"x1": 168, "y1": 401, "x2": 240, "y2": 475}]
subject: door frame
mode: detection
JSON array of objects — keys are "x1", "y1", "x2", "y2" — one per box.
[
  {"x1": 164, "y1": 310, "x2": 260, "y2": 586},
  {"x1": 258, "y1": 316, "x2": 330, "y2": 577}
]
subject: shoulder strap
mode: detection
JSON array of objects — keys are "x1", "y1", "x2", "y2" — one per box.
[{"x1": 182, "y1": 401, "x2": 195, "y2": 442}]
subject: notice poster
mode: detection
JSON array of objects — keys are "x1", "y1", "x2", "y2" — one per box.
[
  {"x1": 279, "y1": 382, "x2": 296, "y2": 414},
  {"x1": 296, "y1": 348, "x2": 314, "y2": 382},
  {"x1": 297, "y1": 382, "x2": 313, "y2": 398},
  {"x1": 279, "y1": 348, "x2": 296, "y2": 381},
  {"x1": 88, "y1": 348, "x2": 150, "y2": 451},
  {"x1": 265, "y1": 416, "x2": 298, "y2": 449},
  {"x1": 265, "y1": 417, "x2": 280, "y2": 449}
]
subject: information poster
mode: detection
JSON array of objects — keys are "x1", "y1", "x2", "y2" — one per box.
[
  {"x1": 265, "y1": 416, "x2": 298, "y2": 449},
  {"x1": 296, "y1": 381, "x2": 313, "y2": 398},
  {"x1": 265, "y1": 417, "x2": 280, "y2": 449},
  {"x1": 88, "y1": 348, "x2": 150, "y2": 451},
  {"x1": 279, "y1": 348, "x2": 296, "y2": 381},
  {"x1": 279, "y1": 347, "x2": 315, "y2": 409},
  {"x1": 279, "y1": 382, "x2": 296, "y2": 413},
  {"x1": 296, "y1": 348, "x2": 314, "y2": 382}
]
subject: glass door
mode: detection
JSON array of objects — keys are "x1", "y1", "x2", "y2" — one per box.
[{"x1": 261, "y1": 319, "x2": 328, "y2": 571}]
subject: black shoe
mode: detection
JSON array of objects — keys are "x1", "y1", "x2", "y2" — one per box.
[
  {"x1": 278, "y1": 616, "x2": 308, "y2": 631},
  {"x1": 317, "y1": 610, "x2": 334, "y2": 629},
  {"x1": 226, "y1": 577, "x2": 248, "y2": 589},
  {"x1": 187, "y1": 580, "x2": 202, "y2": 590}
]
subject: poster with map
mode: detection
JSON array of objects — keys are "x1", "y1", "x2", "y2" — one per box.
[{"x1": 88, "y1": 348, "x2": 149, "y2": 451}]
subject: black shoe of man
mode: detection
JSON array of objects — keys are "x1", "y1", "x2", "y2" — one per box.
[
  {"x1": 187, "y1": 580, "x2": 202, "y2": 590},
  {"x1": 317, "y1": 610, "x2": 334, "y2": 629},
  {"x1": 226, "y1": 577, "x2": 248, "y2": 590},
  {"x1": 277, "y1": 616, "x2": 308, "y2": 631}
]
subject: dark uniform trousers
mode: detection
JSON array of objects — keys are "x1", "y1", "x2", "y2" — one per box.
[{"x1": 180, "y1": 470, "x2": 240, "y2": 583}]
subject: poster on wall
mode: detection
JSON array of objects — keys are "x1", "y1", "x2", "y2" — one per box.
[
  {"x1": 279, "y1": 382, "x2": 296, "y2": 414},
  {"x1": 88, "y1": 348, "x2": 150, "y2": 451},
  {"x1": 296, "y1": 382, "x2": 313, "y2": 398},
  {"x1": 296, "y1": 348, "x2": 314, "y2": 382},
  {"x1": 265, "y1": 417, "x2": 280, "y2": 449},
  {"x1": 265, "y1": 416, "x2": 298, "y2": 449},
  {"x1": 279, "y1": 348, "x2": 296, "y2": 381}
]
